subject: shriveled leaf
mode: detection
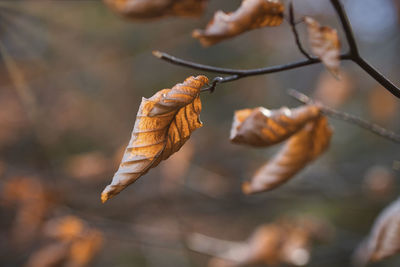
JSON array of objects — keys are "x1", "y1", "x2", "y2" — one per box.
[
  {"x1": 101, "y1": 75, "x2": 209, "y2": 202},
  {"x1": 354, "y1": 197, "x2": 400, "y2": 266},
  {"x1": 243, "y1": 115, "x2": 332, "y2": 194},
  {"x1": 104, "y1": 0, "x2": 207, "y2": 20},
  {"x1": 305, "y1": 17, "x2": 340, "y2": 76},
  {"x1": 230, "y1": 105, "x2": 321, "y2": 147},
  {"x1": 192, "y1": 0, "x2": 284, "y2": 46}
]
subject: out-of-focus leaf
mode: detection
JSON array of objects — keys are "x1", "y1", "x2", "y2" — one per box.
[
  {"x1": 64, "y1": 151, "x2": 111, "y2": 181},
  {"x1": 305, "y1": 17, "x2": 340, "y2": 76},
  {"x1": 192, "y1": 0, "x2": 284, "y2": 46},
  {"x1": 101, "y1": 75, "x2": 208, "y2": 203},
  {"x1": 188, "y1": 215, "x2": 332, "y2": 267},
  {"x1": 314, "y1": 70, "x2": 354, "y2": 108},
  {"x1": 28, "y1": 215, "x2": 103, "y2": 267},
  {"x1": 368, "y1": 86, "x2": 399, "y2": 125},
  {"x1": 363, "y1": 165, "x2": 395, "y2": 199},
  {"x1": 230, "y1": 105, "x2": 320, "y2": 147},
  {"x1": 2, "y1": 176, "x2": 54, "y2": 247},
  {"x1": 354, "y1": 197, "x2": 400, "y2": 266},
  {"x1": 242, "y1": 115, "x2": 332, "y2": 194},
  {"x1": 25, "y1": 243, "x2": 69, "y2": 267},
  {"x1": 103, "y1": 0, "x2": 207, "y2": 20}
]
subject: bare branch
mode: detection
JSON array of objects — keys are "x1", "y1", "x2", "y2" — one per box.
[{"x1": 287, "y1": 89, "x2": 400, "y2": 144}]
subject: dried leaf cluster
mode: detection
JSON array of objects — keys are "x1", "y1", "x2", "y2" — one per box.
[
  {"x1": 26, "y1": 216, "x2": 103, "y2": 267},
  {"x1": 101, "y1": 75, "x2": 208, "y2": 202},
  {"x1": 188, "y1": 215, "x2": 333, "y2": 267},
  {"x1": 230, "y1": 105, "x2": 332, "y2": 194}
]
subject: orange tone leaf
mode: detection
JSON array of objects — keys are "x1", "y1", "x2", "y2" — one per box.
[
  {"x1": 101, "y1": 75, "x2": 209, "y2": 202},
  {"x1": 104, "y1": 0, "x2": 207, "y2": 20},
  {"x1": 305, "y1": 17, "x2": 341, "y2": 76},
  {"x1": 192, "y1": 0, "x2": 284, "y2": 46},
  {"x1": 243, "y1": 115, "x2": 332, "y2": 194},
  {"x1": 354, "y1": 197, "x2": 400, "y2": 265},
  {"x1": 230, "y1": 105, "x2": 321, "y2": 147}
]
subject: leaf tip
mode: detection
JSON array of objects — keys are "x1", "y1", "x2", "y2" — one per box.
[
  {"x1": 242, "y1": 181, "x2": 253, "y2": 195},
  {"x1": 152, "y1": 50, "x2": 163, "y2": 58}
]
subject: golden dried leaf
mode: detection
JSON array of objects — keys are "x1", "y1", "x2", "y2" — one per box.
[
  {"x1": 243, "y1": 115, "x2": 332, "y2": 194},
  {"x1": 305, "y1": 17, "x2": 341, "y2": 76},
  {"x1": 44, "y1": 216, "x2": 86, "y2": 242},
  {"x1": 104, "y1": 0, "x2": 207, "y2": 20},
  {"x1": 354, "y1": 197, "x2": 400, "y2": 265},
  {"x1": 192, "y1": 0, "x2": 284, "y2": 46},
  {"x1": 101, "y1": 75, "x2": 208, "y2": 202},
  {"x1": 230, "y1": 105, "x2": 321, "y2": 147}
]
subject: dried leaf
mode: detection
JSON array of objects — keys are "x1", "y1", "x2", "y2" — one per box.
[
  {"x1": 101, "y1": 75, "x2": 208, "y2": 202},
  {"x1": 354, "y1": 197, "x2": 400, "y2": 265},
  {"x1": 189, "y1": 215, "x2": 329, "y2": 267},
  {"x1": 243, "y1": 115, "x2": 332, "y2": 194},
  {"x1": 230, "y1": 105, "x2": 321, "y2": 147},
  {"x1": 193, "y1": 0, "x2": 284, "y2": 46},
  {"x1": 104, "y1": 0, "x2": 207, "y2": 20},
  {"x1": 305, "y1": 17, "x2": 341, "y2": 76}
]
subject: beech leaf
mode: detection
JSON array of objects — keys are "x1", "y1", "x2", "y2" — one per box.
[
  {"x1": 192, "y1": 0, "x2": 284, "y2": 47},
  {"x1": 101, "y1": 75, "x2": 209, "y2": 203},
  {"x1": 230, "y1": 105, "x2": 321, "y2": 147},
  {"x1": 354, "y1": 197, "x2": 400, "y2": 266},
  {"x1": 305, "y1": 17, "x2": 341, "y2": 76},
  {"x1": 242, "y1": 115, "x2": 332, "y2": 194},
  {"x1": 104, "y1": 0, "x2": 208, "y2": 20}
]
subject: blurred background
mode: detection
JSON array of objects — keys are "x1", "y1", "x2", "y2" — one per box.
[{"x1": 0, "y1": 0, "x2": 399, "y2": 266}]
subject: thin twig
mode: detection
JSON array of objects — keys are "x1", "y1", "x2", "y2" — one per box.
[
  {"x1": 329, "y1": 0, "x2": 400, "y2": 98},
  {"x1": 153, "y1": 50, "x2": 352, "y2": 76},
  {"x1": 287, "y1": 89, "x2": 400, "y2": 144},
  {"x1": 154, "y1": 0, "x2": 400, "y2": 98},
  {"x1": 288, "y1": 1, "x2": 312, "y2": 59}
]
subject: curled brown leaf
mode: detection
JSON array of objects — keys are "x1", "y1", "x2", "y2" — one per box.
[
  {"x1": 305, "y1": 17, "x2": 341, "y2": 76},
  {"x1": 193, "y1": 0, "x2": 284, "y2": 46},
  {"x1": 230, "y1": 105, "x2": 321, "y2": 147},
  {"x1": 104, "y1": 0, "x2": 207, "y2": 20},
  {"x1": 354, "y1": 197, "x2": 400, "y2": 266},
  {"x1": 101, "y1": 75, "x2": 209, "y2": 203},
  {"x1": 243, "y1": 115, "x2": 332, "y2": 194}
]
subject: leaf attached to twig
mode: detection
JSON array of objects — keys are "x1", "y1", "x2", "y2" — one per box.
[
  {"x1": 354, "y1": 197, "x2": 400, "y2": 266},
  {"x1": 230, "y1": 105, "x2": 320, "y2": 147},
  {"x1": 104, "y1": 0, "x2": 208, "y2": 20},
  {"x1": 305, "y1": 17, "x2": 341, "y2": 76},
  {"x1": 101, "y1": 75, "x2": 209, "y2": 203},
  {"x1": 192, "y1": 0, "x2": 284, "y2": 46},
  {"x1": 242, "y1": 115, "x2": 332, "y2": 194}
]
